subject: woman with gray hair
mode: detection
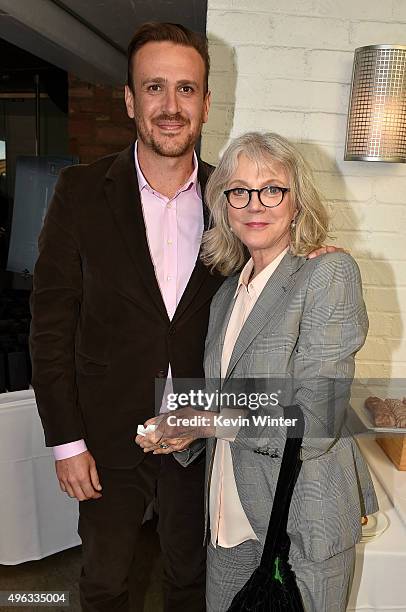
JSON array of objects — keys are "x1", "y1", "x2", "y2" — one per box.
[
  {"x1": 138, "y1": 132, "x2": 377, "y2": 611},
  {"x1": 201, "y1": 131, "x2": 328, "y2": 273}
]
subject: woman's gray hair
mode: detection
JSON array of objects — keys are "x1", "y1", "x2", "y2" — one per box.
[{"x1": 201, "y1": 132, "x2": 329, "y2": 276}]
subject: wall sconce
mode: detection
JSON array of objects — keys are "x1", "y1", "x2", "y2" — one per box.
[{"x1": 345, "y1": 45, "x2": 406, "y2": 162}]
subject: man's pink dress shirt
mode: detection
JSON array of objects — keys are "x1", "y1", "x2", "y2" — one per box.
[{"x1": 53, "y1": 142, "x2": 204, "y2": 460}]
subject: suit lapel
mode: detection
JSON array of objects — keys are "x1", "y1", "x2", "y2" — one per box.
[
  {"x1": 171, "y1": 159, "x2": 214, "y2": 324},
  {"x1": 225, "y1": 253, "x2": 307, "y2": 381},
  {"x1": 104, "y1": 143, "x2": 169, "y2": 320},
  {"x1": 206, "y1": 278, "x2": 238, "y2": 381},
  {"x1": 198, "y1": 160, "x2": 212, "y2": 232}
]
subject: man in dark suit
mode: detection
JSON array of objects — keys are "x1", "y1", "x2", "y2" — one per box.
[{"x1": 30, "y1": 22, "x2": 222, "y2": 612}]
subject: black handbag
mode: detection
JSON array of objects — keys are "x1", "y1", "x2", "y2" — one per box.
[{"x1": 227, "y1": 407, "x2": 305, "y2": 611}]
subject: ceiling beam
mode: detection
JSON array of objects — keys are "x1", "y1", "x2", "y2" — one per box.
[{"x1": 0, "y1": 0, "x2": 126, "y2": 85}]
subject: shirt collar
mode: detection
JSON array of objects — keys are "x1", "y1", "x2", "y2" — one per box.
[
  {"x1": 234, "y1": 247, "x2": 289, "y2": 299},
  {"x1": 133, "y1": 140, "x2": 199, "y2": 198}
]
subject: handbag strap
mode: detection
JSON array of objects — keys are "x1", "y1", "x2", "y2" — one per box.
[{"x1": 261, "y1": 405, "x2": 304, "y2": 562}]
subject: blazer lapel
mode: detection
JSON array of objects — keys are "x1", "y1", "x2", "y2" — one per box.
[
  {"x1": 198, "y1": 160, "x2": 212, "y2": 232},
  {"x1": 104, "y1": 143, "x2": 169, "y2": 320},
  {"x1": 206, "y1": 278, "x2": 238, "y2": 381},
  {"x1": 225, "y1": 253, "x2": 307, "y2": 381},
  {"x1": 171, "y1": 159, "x2": 215, "y2": 324}
]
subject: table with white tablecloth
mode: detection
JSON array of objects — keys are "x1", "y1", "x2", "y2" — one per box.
[
  {"x1": 348, "y1": 436, "x2": 406, "y2": 611},
  {"x1": 0, "y1": 390, "x2": 80, "y2": 565}
]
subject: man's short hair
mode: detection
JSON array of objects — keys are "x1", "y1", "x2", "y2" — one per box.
[{"x1": 127, "y1": 22, "x2": 210, "y2": 94}]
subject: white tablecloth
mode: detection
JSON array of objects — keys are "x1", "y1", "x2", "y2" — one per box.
[
  {"x1": 0, "y1": 390, "x2": 80, "y2": 565},
  {"x1": 348, "y1": 436, "x2": 406, "y2": 611}
]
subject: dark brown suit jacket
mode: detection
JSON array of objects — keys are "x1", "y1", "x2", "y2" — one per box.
[{"x1": 29, "y1": 144, "x2": 223, "y2": 467}]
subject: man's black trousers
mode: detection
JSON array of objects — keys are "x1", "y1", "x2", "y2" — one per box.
[{"x1": 78, "y1": 452, "x2": 206, "y2": 611}]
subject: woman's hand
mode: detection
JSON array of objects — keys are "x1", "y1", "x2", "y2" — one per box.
[
  {"x1": 135, "y1": 407, "x2": 215, "y2": 454},
  {"x1": 136, "y1": 432, "x2": 196, "y2": 454}
]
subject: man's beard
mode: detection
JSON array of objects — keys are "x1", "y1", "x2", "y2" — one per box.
[{"x1": 134, "y1": 111, "x2": 203, "y2": 158}]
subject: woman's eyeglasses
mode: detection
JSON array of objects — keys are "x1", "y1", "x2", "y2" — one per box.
[{"x1": 223, "y1": 186, "x2": 290, "y2": 209}]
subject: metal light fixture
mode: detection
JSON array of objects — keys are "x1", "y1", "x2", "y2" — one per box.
[{"x1": 345, "y1": 44, "x2": 406, "y2": 162}]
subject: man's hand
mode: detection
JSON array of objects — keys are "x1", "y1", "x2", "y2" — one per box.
[
  {"x1": 307, "y1": 245, "x2": 347, "y2": 259},
  {"x1": 55, "y1": 450, "x2": 102, "y2": 501}
]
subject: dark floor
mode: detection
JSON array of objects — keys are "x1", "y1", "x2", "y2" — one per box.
[{"x1": 0, "y1": 519, "x2": 163, "y2": 612}]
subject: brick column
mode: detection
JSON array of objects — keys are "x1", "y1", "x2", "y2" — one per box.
[{"x1": 68, "y1": 75, "x2": 135, "y2": 163}]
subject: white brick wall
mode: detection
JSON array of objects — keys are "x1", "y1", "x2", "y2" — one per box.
[{"x1": 202, "y1": 0, "x2": 406, "y2": 377}]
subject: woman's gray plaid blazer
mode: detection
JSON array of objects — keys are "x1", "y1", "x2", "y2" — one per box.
[{"x1": 179, "y1": 251, "x2": 378, "y2": 563}]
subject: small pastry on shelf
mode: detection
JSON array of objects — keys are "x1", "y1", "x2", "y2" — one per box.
[{"x1": 364, "y1": 396, "x2": 396, "y2": 427}]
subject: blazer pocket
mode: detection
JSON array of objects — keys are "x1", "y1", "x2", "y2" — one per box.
[
  {"x1": 294, "y1": 448, "x2": 362, "y2": 561},
  {"x1": 251, "y1": 324, "x2": 299, "y2": 355},
  {"x1": 75, "y1": 351, "x2": 110, "y2": 375},
  {"x1": 250, "y1": 339, "x2": 288, "y2": 355}
]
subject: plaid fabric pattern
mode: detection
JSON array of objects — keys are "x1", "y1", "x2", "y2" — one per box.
[{"x1": 203, "y1": 252, "x2": 378, "y2": 563}]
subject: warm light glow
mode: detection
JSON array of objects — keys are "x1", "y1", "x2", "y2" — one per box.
[{"x1": 345, "y1": 45, "x2": 406, "y2": 162}]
